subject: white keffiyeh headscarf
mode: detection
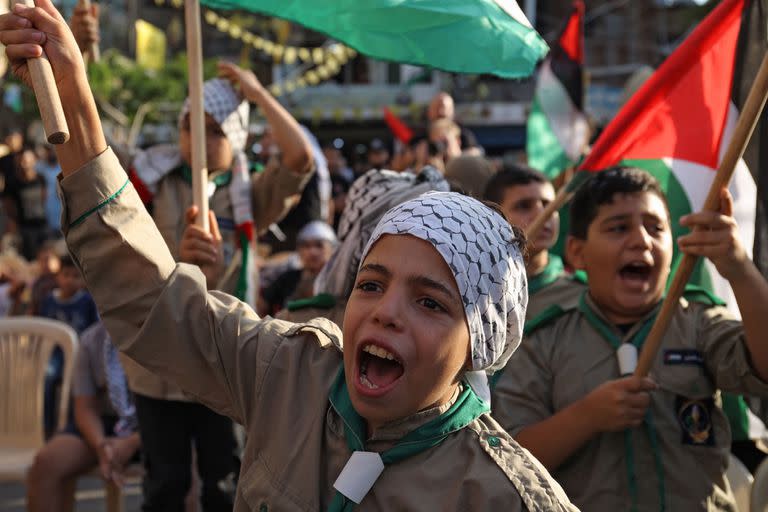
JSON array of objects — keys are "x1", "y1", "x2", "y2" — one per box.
[
  {"x1": 179, "y1": 78, "x2": 250, "y2": 153},
  {"x1": 360, "y1": 192, "x2": 528, "y2": 402},
  {"x1": 314, "y1": 167, "x2": 449, "y2": 299}
]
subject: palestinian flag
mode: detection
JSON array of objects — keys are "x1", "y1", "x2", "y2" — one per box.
[
  {"x1": 526, "y1": 1, "x2": 589, "y2": 179},
  {"x1": 199, "y1": 0, "x2": 548, "y2": 79},
  {"x1": 383, "y1": 107, "x2": 414, "y2": 144},
  {"x1": 577, "y1": 0, "x2": 758, "y2": 317}
]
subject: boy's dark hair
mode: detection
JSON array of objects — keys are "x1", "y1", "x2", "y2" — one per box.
[
  {"x1": 483, "y1": 164, "x2": 548, "y2": 205},
  {"x1": 569, "y1": 166, "x2": 668, "y2": 239},
  {"x1": 59, "y1": 254, "x2": 76, "y2": 270}
]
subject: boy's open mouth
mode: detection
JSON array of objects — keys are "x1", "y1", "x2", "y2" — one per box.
[
  {"x1": 358, "y1": 344, "x2": 404, "y2": 391},
  {"x1": 619, "y1": 261, "x2": 652, "y2": 284}
]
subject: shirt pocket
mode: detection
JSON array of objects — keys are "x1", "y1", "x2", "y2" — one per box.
[{"x1": 655, "y1": 348, "x2": 714, "y2": 399}]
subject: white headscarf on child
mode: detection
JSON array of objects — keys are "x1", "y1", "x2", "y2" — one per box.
[
  {"x1": 179, "y1": 78, "x2": 250, "y2": 153},
  {"x1": 360, "y1": 192, "x2": 528, "y2": 403},
  {"x1": 314, "y1": 167, "x2": 449, "y2": 299}
]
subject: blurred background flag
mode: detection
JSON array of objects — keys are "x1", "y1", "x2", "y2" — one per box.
[
  {"x1": 526, "y1": 0, "x2": 588, "y2": 179},
  {"x1": 135, "y1": 19, "x2": 167, "y2": 71},
  {"x1": 197, "y1": 0, "x2": 549, "y2": 79}
]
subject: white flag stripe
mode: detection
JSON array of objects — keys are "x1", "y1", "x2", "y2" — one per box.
[
  {"x1": 536, "y1": 60, "x2": 589, "y2": 161},
  {"x1": 662, "y1": 153, "x2": 756, "y2": 318},
  {"x1": 493, "y1": 0, "x2": 533, "y2": 29}
]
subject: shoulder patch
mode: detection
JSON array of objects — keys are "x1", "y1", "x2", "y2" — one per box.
[
  {"x1": 682, "y1": 284, "x2": 726, "y2": 307},
  {"x1": 282, "y1": 317, "x2": 343, "y2": 351},
  {"x1": 472, "y1": 417, "x2": 576, "y2": 511},
  {"x1": 286, "y1": 293, "x2": 336, "y2": 311}
]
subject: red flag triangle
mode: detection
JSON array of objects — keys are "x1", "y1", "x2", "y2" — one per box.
[{"x1": 580, "y1": 0, "x2": 744, "y2": 172}]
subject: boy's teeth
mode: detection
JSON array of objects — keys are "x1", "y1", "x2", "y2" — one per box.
[
  {"x1": 360, "y1": 374, "x2": 379, "y2": 389},
  {"x1": 363, "y1": 344, "x2": 396, "y2": 361}
]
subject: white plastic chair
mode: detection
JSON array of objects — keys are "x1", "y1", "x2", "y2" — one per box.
[
  {"x1": 726, "y1": 453, "x2": 754, "y2": 512},
  {"x1": 0, "y1": 316, "x2": 78, "y2": 480}
]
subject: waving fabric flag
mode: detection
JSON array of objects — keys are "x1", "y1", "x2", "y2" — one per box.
[
  {"x1": 383, "y1": 107, "x2": 414, "y2": 144},
  {"x1": 578, "y1": 0, "x2": 757, "y2": 316},
  {"x1": 197, "y1": 0, "x2": 548, "y2": 79},
  {"x1": 526, "y1": 1, "x2": 588, "y2": 179}
]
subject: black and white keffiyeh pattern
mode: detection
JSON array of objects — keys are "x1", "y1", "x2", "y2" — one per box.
[
  {"x1": 360, "y1": 192, "x2": 528, "y2": 401},
  {"x1": 314, "y1": 167, "x2": 449, "y2": 299},
  {"x1": 179, "y1": 78, "x2": 250, "y2": 153}
]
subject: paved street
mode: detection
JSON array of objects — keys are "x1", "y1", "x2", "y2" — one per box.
[{"x1": 0, "y1": 477, "x2": 142, "y2": 511}]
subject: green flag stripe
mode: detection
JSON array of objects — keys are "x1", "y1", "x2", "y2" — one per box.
[
  {"x1": 198, "y1": 0, "x2": 548, "y2": 79},
  {"x1": 526, "y1": 97, "x2": 572, "y2": 179}
]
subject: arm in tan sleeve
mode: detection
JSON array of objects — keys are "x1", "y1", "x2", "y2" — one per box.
[
  {"x1": 250, "y1": 158, "x2": 313, "y2": 233},
  {"x1": 697, "y1": 303, "x2": 768, "y2": 396},
  {"x1": 59, "y1": 149, "x2": 292, "y2": 423}
]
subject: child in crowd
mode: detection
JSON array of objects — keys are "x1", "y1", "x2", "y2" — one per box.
[
  {"x1": 40, "y1": 254, "x2": 98, "y2": 436},
  {"x1": 483, "y1": 164, "x2": 584, "y2": 320},
  {"x1": 27, "y1": 321, "x2": 141, "y2": 512},
  {"x1": 28, "y1": 241, "x2": 60, "y2": 315},
  {"x1": 1, "y1": 144, "x2": 48, "y2": 259},
  {"x1": 493, "y1": 167, "x2": 768, "y2": 511},
  {"x1": 0, "y1": 7, "x2": 578, "y2": 508},
  {"x1": 259, "y1": 220, "x2": 336, "y2": 316},
  {"x1": 39, "y1": 254, "x2": 98, "y2": 333}
]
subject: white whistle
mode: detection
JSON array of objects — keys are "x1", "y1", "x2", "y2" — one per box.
[
  {"x1": 617, "y1": 344, "x2": 638, "y2": 376},
  {"x1": 333, "y1": 451, "x2": 385, "y2": 504}
]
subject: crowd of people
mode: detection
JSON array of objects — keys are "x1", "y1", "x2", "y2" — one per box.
[{"x1": 1, "y1": 1, "x2": 768, "y2": 511}]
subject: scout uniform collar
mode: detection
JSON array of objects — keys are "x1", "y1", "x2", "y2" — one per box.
[
  {"x1": 528, "y1": 253, "x2": 565, "y2": 295},
  {"x1": 578, "y1": 291, "x2": 667, "y2": 512},
  {"x1": 179, "y1": 163, "x2": 233, "y2": 188},
  {"x1": 326, "y1": 368, "x2": 489, "y2": 510},
  {"x1": 285, "y1": 293, "x2": 336, "y2": 312}
]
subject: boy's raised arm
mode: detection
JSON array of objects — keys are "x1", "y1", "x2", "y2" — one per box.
[
  {"x1": 679, "y1": 188, "x2": 768, "y2": 382},
  {"x1": 0, "y1": 2, "x2": 287, "y2": 423}
]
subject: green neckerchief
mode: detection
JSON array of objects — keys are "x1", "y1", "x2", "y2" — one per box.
[
  {"x1": 722, "y1": 393, "x2": 750, "y2": 442},
  {"x1": 528, "y1": 254, "x2": 564, "y2": 295},
  {"x1": 578, "y1": 292, "x2": 666, "y2": 512},
  {"x1": 179, "y1": 163, "x2": 233, "y2": 188},
  {"x1": 326, "y1": 368, "x2": 489, "y2": 511},
  {"x1": 286, "y1": 293, "x2": 336, "y2": 312}
]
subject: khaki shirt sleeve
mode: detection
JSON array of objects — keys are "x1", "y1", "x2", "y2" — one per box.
[
  {"x1": 695, "y1": 302, "x2": 768, "y2": 396},
  {"x1": 251, "y1": 156, "x2": 313, "y2": 234},
  {"x1": 492, "y1": 330, "x2": 556, "y2": 436},
  {"x1": 58, "y1": 148, "x2": 300, "y2": 424}
]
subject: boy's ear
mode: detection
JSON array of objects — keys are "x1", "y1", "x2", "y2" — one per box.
[{"x1": 566, "y1": 235, "x2": 587, "y2": 271}]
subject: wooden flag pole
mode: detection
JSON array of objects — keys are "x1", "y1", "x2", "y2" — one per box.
[
  {"x1": 635, "y1": 50, "x2": 768, "y2": 377},
  {"x1": 184, "y1": 0, "x2": 209, "y2": 230},
  {"x1": 14, "y1": 0, "x2": 69, "y2": 144},
  {"x1": 78, "y1": 0, "x2": 100, "y2": 63}
]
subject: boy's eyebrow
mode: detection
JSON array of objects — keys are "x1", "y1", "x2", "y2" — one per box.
[
  {"x1": 600, "y1": 212, "x2": 667, "y2": 224},
  {"x1": 358, "y1": 263, "x2": 391, "y2": 277},
  {"x1": 408, "y1": 275, "x2": 459, "y2": 303}
]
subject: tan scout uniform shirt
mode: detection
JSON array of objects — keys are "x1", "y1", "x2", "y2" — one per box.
[
  {"x1": 60, "y1": 148, "x2": 579, "y2": 512},
  {"x1": 277, "y1": 299, "x2": 347, "y2": 327},
  {"x1": 492, "y1": 291, "x2": 768, "y2": 512},
  {"x1": 122, "y1": 153, "x2": 311, "y2": 401},
  {"x1": 526, "y1": 275, "x2": 584, "y2": 322}
]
